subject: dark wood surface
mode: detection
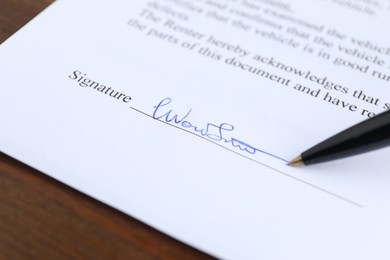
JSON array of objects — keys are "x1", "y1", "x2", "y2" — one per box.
[{"x1": 0, "y1": 1, "x2": 214, "y2": 259}]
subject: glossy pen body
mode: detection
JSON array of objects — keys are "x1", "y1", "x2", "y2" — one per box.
[{"x1": 289, "y1": 110, "x2": 390, "y2": 166}]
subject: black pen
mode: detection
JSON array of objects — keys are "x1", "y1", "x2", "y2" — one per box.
[{"x1": 289, "y1": 109, "x2": 390, "y2": 167}]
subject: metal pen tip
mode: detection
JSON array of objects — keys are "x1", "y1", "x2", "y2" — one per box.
[{"x1": 288, "y1": 155, "x2": 304, "y2": 167}]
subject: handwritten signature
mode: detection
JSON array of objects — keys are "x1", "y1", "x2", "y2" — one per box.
[{"x1": 152, "y1": 97, "x2": 288, "y2": 163}]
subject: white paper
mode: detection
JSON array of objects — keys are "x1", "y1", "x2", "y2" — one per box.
[{"x1": 1, "y1": 0, "x2": 390, "y2": 259}]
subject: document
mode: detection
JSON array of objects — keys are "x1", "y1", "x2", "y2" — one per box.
[{"x1": 1, "y1": 0, "x2": 390, "y2": 259}]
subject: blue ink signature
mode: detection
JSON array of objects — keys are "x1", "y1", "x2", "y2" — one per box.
[{"x1": 153, "y1": 97, "x2": 288, "y2": 163}]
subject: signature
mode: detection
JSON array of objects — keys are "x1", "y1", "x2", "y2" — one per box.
[{"x1": 152, "y1": 97, "x2": 288, "y2": 163}]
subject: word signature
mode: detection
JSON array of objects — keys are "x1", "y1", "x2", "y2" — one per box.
[{"x1": 152, "y1": 97, "x2": 288, "y2": 163}]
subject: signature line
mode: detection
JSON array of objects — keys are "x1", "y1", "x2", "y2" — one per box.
[{"x1": 129, "y1": 106, "x2": 364, "y2": 209}]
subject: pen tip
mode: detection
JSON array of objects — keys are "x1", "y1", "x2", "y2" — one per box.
[{"x1": 288, "y1": 155, "x2": 304, "y2": 167}]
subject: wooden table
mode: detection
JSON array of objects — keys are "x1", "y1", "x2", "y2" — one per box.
[{"x1": 0, "y1": 1, "x2": 214, "y2": 259}]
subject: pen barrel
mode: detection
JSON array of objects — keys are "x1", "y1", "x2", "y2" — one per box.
[{"x1": 302, "y1": 110, "x2": 390, "y2": 165}]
